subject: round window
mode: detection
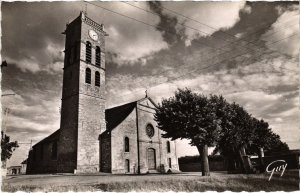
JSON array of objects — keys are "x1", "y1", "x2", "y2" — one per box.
[{"x1": 146, "y1": 124, "x2": 155, "y2": 138}]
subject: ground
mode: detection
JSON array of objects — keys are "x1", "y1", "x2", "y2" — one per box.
[{"x1": 2, "y1": 171, "x2": 299, "y2": 192}]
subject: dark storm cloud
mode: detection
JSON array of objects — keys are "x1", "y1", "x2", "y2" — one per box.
[
  {"x1": 184, "y1": 1, "x2": 298, "y2": 75},
  {"x1": 1, "y1": 62, "x2": 62, "y2": 103},
  {"x1": 107, "y1": 1, "x2": 296, "y2": 91},
  {"x1": 229, "y1": 2, "x2": 281, "y2": 39},
  {"x1": 117, "y1": 2, "x2": 293, "y2": 78},
  {"x1": 148, "y1": 1, "x2": 184, "y2": 45},
  {"x1": 2, "y1": 2, "x2": 82, "y2": 70}
]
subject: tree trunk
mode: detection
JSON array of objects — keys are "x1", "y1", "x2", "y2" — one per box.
[
  {"x1": 226, "y1": 156, "x2": 236, "y2": 174},
  {"x1": 258, "y1": 147, "x2": 264, "y2": 173},
  {"x1": 197, "y1": 145, "x2": 210, "y2": 176},
  {"x1": 238, "y1": 148, "x2": 246, "y2": 173},
  {"x1": 238, "y1": 146, "x2": 253, "y2": 174}
]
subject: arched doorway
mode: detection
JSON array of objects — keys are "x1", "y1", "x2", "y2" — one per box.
[{"x1": 147, "y1": 148, "x2": 156, "y2": 170}]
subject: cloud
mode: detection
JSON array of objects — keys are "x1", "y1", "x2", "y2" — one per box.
[
  {"x1": 2, "y1": 2, "x2": 169, "y2": 71},
  {"x1": 99, "y1": 2, "x2": 169, "y2": 63},
  {"x1": 241, "y1": 5, "x2": 252, "y2": 14},
  {"x1": 3, "y1": 92, "x2": 61, "y2": 135},
  {"x1": 261, "y1": 7, "x2": 299, "y2": 56},
  {"x1": 106, "y1": 25, "x2": 168, "y2": 63},
  {"x1": 106, "y1": 50, "x2": 299, "y2": 149},
  {"x1": 160, "y1": 1, "x2": 246, "y2": 41},
  {"x1": 4, "y1": 58, "x2": 41, "y2": 73}
]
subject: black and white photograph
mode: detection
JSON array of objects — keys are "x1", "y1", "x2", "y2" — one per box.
[{"x1": 1, "y1": 1, "x2": 299, "y2": 192}]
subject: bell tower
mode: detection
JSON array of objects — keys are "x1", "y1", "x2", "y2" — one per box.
[{"x1": 58, "y1": 12, "x2": 107, "y2": 173}]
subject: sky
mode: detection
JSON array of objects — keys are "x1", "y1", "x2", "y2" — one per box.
[{"x1": 1, "y1": 1, "x2": 299, "y2": 167}]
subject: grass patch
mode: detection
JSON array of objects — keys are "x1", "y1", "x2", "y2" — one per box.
[
  {"x1": 2, "y1": 171, "x2": 299, "y2": 192},
  {"x1": 90, "y1": 174, "x2": 298, "y2": 192},
  {"x1": 2, "y1": 184, "x2": 97, "y2": 192}
]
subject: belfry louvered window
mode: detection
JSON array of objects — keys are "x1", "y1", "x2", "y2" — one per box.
[
  {"x1": 86, "y1": 41, "x2": 92, "y2": 64},
  {"x1": 96, "y1": 46, "x2": 101, "y2": 67},
  {"x1": 85, "y1": 68, "x2": 91, "y2": 84},
  {"x1": 95, "y1": 71, "x2": 100, "y2": 87}
]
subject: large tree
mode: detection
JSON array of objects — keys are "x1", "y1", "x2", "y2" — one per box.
[
  {"x1": 155, "y1": 88, "x2": 289, "y2": 175},
  {"x1": 214, "y1": 103, "x2": 257, "y2": 174},
  {"x1": 215, "y1": 111, "x2": 289, "y2": 173},
  {"x1": 154, "y1": 88, "x2": 224, "y2": 176},
  {"x1": 1, "y1": 131, "x2": 19, "y2": 168},
  {"x1": 248, "y1": 118, "x2": 289, "y2": 171}
]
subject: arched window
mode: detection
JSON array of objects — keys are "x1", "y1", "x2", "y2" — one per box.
[
  {"x1": 96, "y1": 46, "x2": 101, "y2": 67},
  {"x1": 86, "y1": 41, "x2": 92, "y2": 64},
  {"x1": 168, "y1": 158, "x2": 172, "y2": 168},
  {"x1": 95, "y1": 71, "x2": 100, "y2": 87},
  {"x1": 125, "y1": 159, "x2": 130, "y2": 173},
  {"x1": 85, "y1": 68, "x2": 91, "y2": 84},
  {"x1": 167, "y1": 141, "x2": 171, "y2": 153},
  {"x1": 125, "y1": 137, "x2": 129, "y2": 152}
]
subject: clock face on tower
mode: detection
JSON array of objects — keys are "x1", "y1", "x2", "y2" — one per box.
[{"x1": 88, "y1": 30, "x2": 98, "y2": 41}]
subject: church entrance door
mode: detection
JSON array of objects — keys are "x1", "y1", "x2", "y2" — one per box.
[{"x1": 147, "y1": 148, "x2": 156, "y2": 170}]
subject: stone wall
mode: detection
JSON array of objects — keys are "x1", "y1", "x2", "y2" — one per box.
[
  {"x1": 100, "y1": 131, "x2": 111, "y2": 172},
  {"x1": 58, "y1": 16, "x2": 81, "y2": 173},
  {"x1": 76, "y1": 15, "x2": 106, "y2": 173},
  {"x1": 137, "y1": 99, "x2": 179, "y2": 173},
  {"x1": 58, "y1": 93, "x2": 79, "y2": 173},
  {"x1": 111, "y1": 107, "x2": 138, "y2": 174},
  {"x1": 26, "y1": 130, "x2": 60, "y2": 174}
]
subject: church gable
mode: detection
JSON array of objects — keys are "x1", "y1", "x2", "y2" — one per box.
[
  {"x1": 105, "y1": 97, "x2": 157, "y2": 132},
  {"x1": 137, "y1": 97, "x2": 157, "y2": 112}
]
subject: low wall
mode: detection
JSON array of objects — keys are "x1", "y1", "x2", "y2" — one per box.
[
  {"x1": 179, "y1": 160, "x2": 226, "y2": 172},
  {"x1": 251, "y1": 154, "x2": 299, "y2": 170},
  {"x1": 179, "y1": 151, "x2": 299, "y2": 172}
]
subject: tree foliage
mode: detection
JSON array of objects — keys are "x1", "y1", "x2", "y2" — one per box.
[
  {"x1": 155, "y1": 88, "x2": 221, "y2": 146},
  {"x1": 215, "y1": 106, "x2": 289, "y2": 173},
  {"x1": 249, "y1": 118, "x2": 289, "y2": 155},
  {"x1": 155, "y1": 88, "x2": 226, "y2": 176},
  {"x1": 1, "y1": 131, "x2": 19, "y2": 163},
  {"x1": 155, "y1": 88, "x2": 289, "y2": 174}
]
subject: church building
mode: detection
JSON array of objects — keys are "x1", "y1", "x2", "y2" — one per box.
[{"x1": 26, "y1": 12, "x2": 179, "y2": 174}]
